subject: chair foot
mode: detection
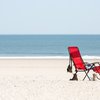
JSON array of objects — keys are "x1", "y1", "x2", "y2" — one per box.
[{"x1": 70, "y1": 73, "x2": 78, "y2": 81}]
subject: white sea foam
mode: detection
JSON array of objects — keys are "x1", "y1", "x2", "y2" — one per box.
[
  {"x1": 0, "y1": 56, "x2": 68, "y2": 59},
  {"x1": 82, "y1": 55, "x2": 100, "y2": 59},
  {"x1": 0, "y1": 55, "x2": 100, "y2": 59}
]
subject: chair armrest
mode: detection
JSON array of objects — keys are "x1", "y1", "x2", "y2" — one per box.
[
  {"x1": 91, "y1": 62, "x2": 100, "y2": 66},
  {"x1": 84, "y1": 62, "x2": 100, "y2": 69},
  {"x1": 84, "y1": 62, "x2": 100, "y2": 66},
  {"x1": 84, "y1": 62, "x2": 93, "y2": 66},
  {"x1": 84, "y1": 62, "x2": 94, "y2": 69}
]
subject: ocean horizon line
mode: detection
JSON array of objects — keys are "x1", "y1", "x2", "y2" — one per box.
[{"x1": 0, "y1": 33, "x2": 100, "y2": 36}]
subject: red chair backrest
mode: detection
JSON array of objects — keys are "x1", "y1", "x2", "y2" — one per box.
[{"x1": 68, "y1": 46, "x2": 86, "y2": 70}]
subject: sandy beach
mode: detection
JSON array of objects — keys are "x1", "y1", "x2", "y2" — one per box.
[{"x1": 0, "y1": 58, "x2": 100, "y2": 100}]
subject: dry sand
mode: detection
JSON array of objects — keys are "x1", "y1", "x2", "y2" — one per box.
[{"x1": 0, "y1": 58, "x2": 100, "y2": 100}]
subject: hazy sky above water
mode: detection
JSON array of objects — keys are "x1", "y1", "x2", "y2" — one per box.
[{"x1": 0, "y1": 0, "x2": 100, "y2": 35}]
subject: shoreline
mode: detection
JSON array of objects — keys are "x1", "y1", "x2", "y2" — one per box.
[
  {"x1": 0, "y1": 57, "x2": 100, "y2": 68},
  {"x1": 0, "y1": 55, "x2": 100, "y2": 59}
]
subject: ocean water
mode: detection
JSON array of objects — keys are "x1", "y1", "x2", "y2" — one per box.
[{"x1": 0, "y1": 35, "x2": 100, "y2": 58}]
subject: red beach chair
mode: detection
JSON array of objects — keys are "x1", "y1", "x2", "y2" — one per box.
[
  {"x1": 67, "y1": 46, "x2": 94, "y2": 80},
  {"x1": 92, "y1": 63, "x2": 100, "y2": 74},
  {"x1": 92, "y1": 63, "x2": 100, "y2": 80}
]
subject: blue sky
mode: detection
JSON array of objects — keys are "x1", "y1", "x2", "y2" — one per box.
[{"x1": 0, "y1": 0, "x2": 100, "y2": 35}]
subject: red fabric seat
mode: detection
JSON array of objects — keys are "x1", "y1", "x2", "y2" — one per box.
[
  {"x1": 68, "y1": 46, "x2": 86, "y2": 70},
  {"x1": 93, "y1": 66, "x2": 100, "y2": 73}
]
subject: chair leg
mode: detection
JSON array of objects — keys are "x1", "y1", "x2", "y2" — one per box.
[
  {"x1": 67, "y1": 58, "x2": 73, "y2": 73},
  {"x1": 70, "y1": 73, "x2": 78, "y2": 81},
  {"x1": 83, "y1": 70, "x2": 91, "y2": 81}
]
